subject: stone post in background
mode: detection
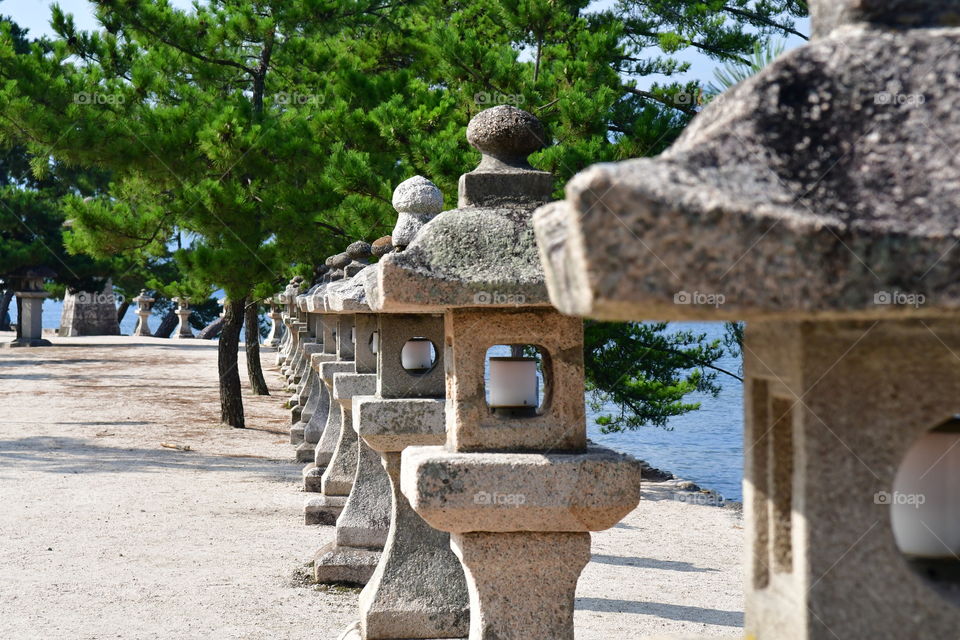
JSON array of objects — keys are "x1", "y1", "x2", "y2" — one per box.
[
  {"x1": 173, "y1": 297, "x2": 194, "y2": 339},
  {"x1": 370, "y1": 106, "x2": 641, "y2": 640},
  {"x1": 132, "y1": 290, "x2": 154, "y2": 337},
  {"x1": 4, "y1": 270, "x2": 52, "y2": 348},
  {"x1": 531, "y1": 2, "x2": 960, "y2": 636}
]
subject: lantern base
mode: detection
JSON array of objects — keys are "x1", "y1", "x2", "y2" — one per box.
[
  {"x1": 2, "y1": 337, "x2": 52, "y2": 348},
  {"x1": 302, "y1": 462, "x2": 326, "y2": 492},
  {"x1": 313, "y1": 540, "x2": 381, "y2": 586},
  {"x1": 304, "y1": 494, "x2": 346, "y2": 525}
]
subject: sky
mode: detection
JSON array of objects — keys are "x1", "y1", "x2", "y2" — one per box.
[{"x1": 4, "y1": 0, "x2": 810, "y2": 90}]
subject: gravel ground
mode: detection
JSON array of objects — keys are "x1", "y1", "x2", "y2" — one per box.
[{"x1": 0, "y1": 334, "x2": 743, "y2": 639}]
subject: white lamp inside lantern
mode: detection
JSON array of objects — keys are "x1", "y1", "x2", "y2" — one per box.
[
  {"x1": 350, "y1": 327, "x2": 356, "y2": 343},
  {"x1": 401, "y1": 337, "x2": 434, "y2": 372},
  {"x1": 891, "y1": 419, "x2": 960, "y2": 560},
  {"x1": 370, "y1": 331, "x2": 380, "y2": 354},
  {"x1": 488, "y1": 357, "x2": 539, "y2": 409}
]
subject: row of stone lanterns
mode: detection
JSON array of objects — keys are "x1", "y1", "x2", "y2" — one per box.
[{"x1": 269, "y1": 106, "x2": 642, "y2": 639}]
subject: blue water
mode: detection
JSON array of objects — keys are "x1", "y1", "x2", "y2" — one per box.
[
  {"x1": 10, "y1": 301, "x2": 744, "y2": 499},
  {"x1": 586, "y1": 322, "x2": 744, "y2": 501}
]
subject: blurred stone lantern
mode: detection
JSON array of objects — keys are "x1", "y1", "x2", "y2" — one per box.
[
  {"x1": 369, "y1": 106, "x2": 642, "y2": 639},
  {"x1": 531, "y1": 1, "x2": 960, "y2": 635},
  {"x1": 132, "y1": 290, "x2": 154, "y2": 337},
  {"x1": 172, "y1": 297, "x2": 193, "y2": 339}
]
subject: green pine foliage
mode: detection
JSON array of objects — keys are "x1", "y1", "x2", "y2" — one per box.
[{"x1": 0, "y1": 0, "x2": 806, "y2": 429}]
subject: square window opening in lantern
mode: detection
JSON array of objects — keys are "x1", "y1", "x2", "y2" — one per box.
[{"x1": 484, "y1": 344, "x2": 549, "y2": 418}]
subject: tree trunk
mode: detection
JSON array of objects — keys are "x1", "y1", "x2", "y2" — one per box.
[
  {"x1": 0, "y1": 289, "x2": 13, "y2": 331},
  {"x1": 116, "y1": 300, "x2": 130, "y2": 325},
  {"x1": 219, "y1": 298, "x2": 246, "y2": 427},
  {"x1": 153, "y1": 309, "x2": 178, "y2": 338},
  {"x1": 197, "y1": 315, "x2": 225, "y2": 340},
  {"x1": 245, "y1": 300, "x2": 269, "y2": 395}
]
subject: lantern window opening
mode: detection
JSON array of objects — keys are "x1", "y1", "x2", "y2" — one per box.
[
  {"x1": 891, "y1": 417, "x2": 960, "y2": 607},
  {"x1": 401, "y1": 337, "x2": 438, "y2": 375},
  {"x1": 484, "y1": 344, "x2": 550, "y2": 419}
]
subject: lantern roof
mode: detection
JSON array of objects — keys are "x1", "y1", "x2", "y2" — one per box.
[
  {"x1": 368, "y1": 106, "x2": 555, "y2": 313},
  {"x1": 534, "y1": 1, "x2": 960, "y2": 322}
]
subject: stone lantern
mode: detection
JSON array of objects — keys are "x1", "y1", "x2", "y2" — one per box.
[
  {"x1": 336, "y1": 176, "x2": 469, "y2": 640},
  {"x1": 3, "y1": 269, "x2": 53, "y2": 348},
  {"x1": 173, "y1": 297, "x2": 194, "y2": 339},
  {"x1": 369, "y1": 106, "x2": 642, "y2": 639},
  {"x1": 531, "y1": 1, "x2": 960, "y2": 636},
  {"x1": 132, "y1": 290, "x2": 154, "y2": 337}
]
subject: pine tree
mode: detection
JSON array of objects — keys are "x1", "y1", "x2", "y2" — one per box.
[{"x1": 0, "y1": 0, "x2": 807, "y2": 431}]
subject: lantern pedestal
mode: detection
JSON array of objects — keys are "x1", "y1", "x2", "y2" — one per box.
[
  {"x1": 453, "y1": 532, "x2": 589, "y2": 640},
  {"x1": 313, "y1": 372, "x2": 389, "y2": 586},
  {"x1": 265, "y1": 310, "x2": 283, "y2": 347},
  {"x1": 173, "y1": 309, "x2": 193, "y2": 339},
  {"x1": 295, "y1": 353, "x2": 334, "y2": 449},
  {"x1": 133, "y1": 310, "x2": 152, "y2": 337},
  {"x1": 303, "y1": 360, "x2": 355, "y2": 522},
  {"x1": 354, "y1": 397, "x2": 470, "y2": 640},
  {"x1": 5, "y1": 291, "x2": 52, "y2": 348},
  {"x1": 290, "y1": 342, "x2": 321, "y2": 433}
]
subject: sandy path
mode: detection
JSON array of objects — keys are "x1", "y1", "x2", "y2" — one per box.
[{"x1": 0, "y1": 334, "x2": 742, "y2": 639}]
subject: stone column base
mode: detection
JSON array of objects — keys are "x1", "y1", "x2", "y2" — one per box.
[
  {"x1": 313, "y1": 540, "x2": 381, "y2": 586},
  {"x1": 336, "y1": 619, "x2": 465, "y2": 640},
  {"x1": 303, "y1": 463, "x2": 325, "y2": 492},
  {"x1": 294, "y1": 440, "x2": 314, "y2": 462},
  {"x1": 304, "y1": 494, "x2": 346, "y2": 525},
  {"x1": 452, "y1": 532, "x2": 590, "y2": 640},
  {"x1": 1, "y1": 337, "x2": 52, "y2": 348},
  {"x1": 290, "y1": 423, "x2": 305, "y2": 445}
]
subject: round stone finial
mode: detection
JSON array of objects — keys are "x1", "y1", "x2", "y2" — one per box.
[
  {"x1": 466, "y1": 105, "x2": 546, "y2": 166},
  {"x1": 392, "y1": 176, "x2": 443, "y2": 215},
  {"x1": 371, "y1": 235, "x2": 394, "y2": 257},
  {"x1": 347, "y1": 241, "x2": 372, "y2": 260}
]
